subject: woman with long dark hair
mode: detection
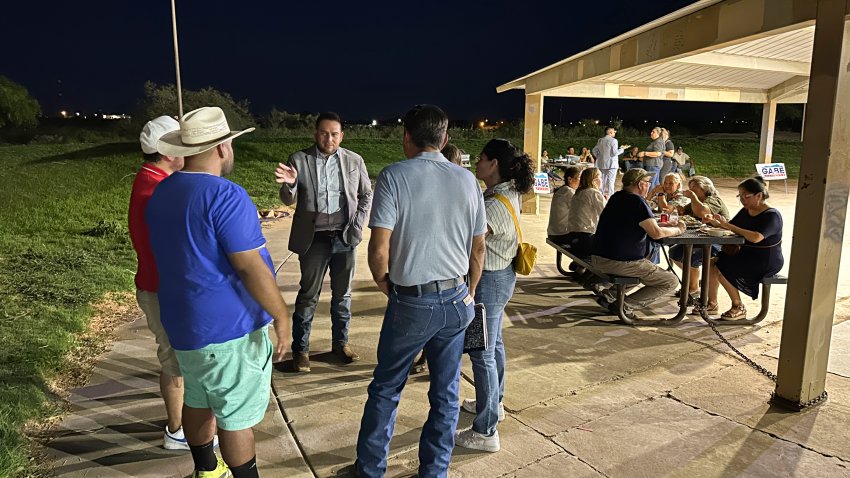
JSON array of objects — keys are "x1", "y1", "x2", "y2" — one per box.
[
  {"x1": 701, "y1": 176, "x2": 784, "y2": 318},
  {"x1": 455, "y1": 139, "x2": 533, "y2": 453}
]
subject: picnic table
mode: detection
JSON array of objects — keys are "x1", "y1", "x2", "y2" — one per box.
[{"x1": 632, "y1": 229, "x2": 744, "y2": 326}]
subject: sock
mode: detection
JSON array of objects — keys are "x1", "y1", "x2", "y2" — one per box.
[
  {"x1": 189, "y1": 440, "x2": 217, "y2": 472},
  {"x1": 230, "y1": 456, "x2": 259, "y2": 478}
]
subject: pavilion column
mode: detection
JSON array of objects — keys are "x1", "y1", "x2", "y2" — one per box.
[
  {"x1": 521, "y1": 93, "x2": 543, "y2": 215},
  {"x1": 773, "y1": 1, "x2": 850, "y2": 409},
  {"x1": 758, "y1": 100, "x2": 777, "y2": 164}
]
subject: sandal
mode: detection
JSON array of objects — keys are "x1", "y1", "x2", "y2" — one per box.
[
  {"x1": 689, "y1": 301, "x2": 718, "y2": 315},
  {"x1": 720, "y1": 304, "x2": 746, "y2": 319}
]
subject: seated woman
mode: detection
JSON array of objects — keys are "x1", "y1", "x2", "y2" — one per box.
[
  {"x1": 667, "y1": 176, "x2": 730, "y2": 304},
  {"x1": 700, "y1": 176, "x2": 784, "y2": 318},
  {"x1": 647, "y1": 172, "x2": 690, "y2": 213},
  {"x1": 579, "y1": 147, "x2": 595, "y2": 164},
  {"x1": 541, "y1": 148, "x2": 563, "y2": 181},
  {"x1": 622, "y1": 146, "x2": 642, "y2": 172},
  {"x1": 561, "y1": 167, "x2": 606, "y2": 258},
  {"x1": 547, "y1": 166, "x2": 581, "y2": 245}
]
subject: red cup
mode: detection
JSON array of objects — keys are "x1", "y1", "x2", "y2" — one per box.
[{"x1": 660, "y1": 213, "x2": 668, "y2": 223}]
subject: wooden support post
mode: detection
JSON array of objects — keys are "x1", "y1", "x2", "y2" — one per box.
[
  {"x1": 773, "y1": 1, "x2": 850, "y2": 410},
  {"x1": 521, "y1": 93, "x2": 543, "y2": 215}
]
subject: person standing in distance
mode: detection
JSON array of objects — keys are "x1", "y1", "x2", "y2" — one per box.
[
  {"x1": 274, "y1": 112, "x2": 372, "y2": 373},
  {"x1": 355, "y1": 104, "x2": 486, "y2": 478},
  {"x1": 591, "y1": 126, "x2": 629, "y2": 198}
]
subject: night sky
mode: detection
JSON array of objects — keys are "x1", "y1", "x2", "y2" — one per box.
[{"x1": 2, "y1": 0, "x2": 737, "y2": 123}]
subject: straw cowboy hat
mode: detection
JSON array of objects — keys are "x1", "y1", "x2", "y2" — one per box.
[{"x1": 157, "y1": 106, "x2": 255, "y2": 157}]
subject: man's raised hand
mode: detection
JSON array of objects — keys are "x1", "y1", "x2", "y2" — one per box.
[{"x1": 274, "y1": 163, "x2": 298, "y2": 185}]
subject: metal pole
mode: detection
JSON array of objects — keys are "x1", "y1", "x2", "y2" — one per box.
[{"x1": 170, "y1": 0, "x2": 184, "y2": 119}]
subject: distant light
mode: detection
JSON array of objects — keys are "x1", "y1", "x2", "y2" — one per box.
[
  {"x1": 397, "y1": 118, "x2": 401, "y2": 123},
  {"x1": 371, "y1": 119, "x2": 377, "y2": 126},
  {"x1": 479, "y1": 121, "x2": 485, "y2": 128},
  {"x1": 594, "y1": 120, "x2": 599, "y2": 125},
  {"x1": 60, "y1": 110, "x2": 67, "y2": 118},
  {"x1": 720, "y1": 120, "x2": 724, "y2": 124},
  {"x1": 644, "y1": 120, "x2": 647, "y2": 123},
  {"x1": 75, "y1": 112, "x2": 80, "y2": 117}
]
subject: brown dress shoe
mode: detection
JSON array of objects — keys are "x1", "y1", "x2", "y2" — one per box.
[
  {"x1": 332, "y1": 345, "x2": 360, "y2": 364},
  {"x1": 293, "y1": 352, "x2": 311, "y2": 373}
]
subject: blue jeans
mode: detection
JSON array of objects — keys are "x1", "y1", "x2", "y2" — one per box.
[
  {"x1": 645, "y1": 165, "x2": 662, "y2": 190},
  {"x1": 357, "y1": 284, "x2": 473, "y2": 478},
  {"x1": 470, "y1": 265, "x2": 516, "y2": 436},
  {"x1": 291, "y1": 234, "x2": 355, "y2": 353}
]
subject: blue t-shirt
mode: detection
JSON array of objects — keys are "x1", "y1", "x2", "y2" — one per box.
[
  {"x1": 592, "y1": 190, "x2": 653, "y2": 261},
  {"x1": 369, "y1": 151, "x2": 487, "y2": 287},
  {"x1": 146, "y1": 172, "x2": 273, "y2": 350}
]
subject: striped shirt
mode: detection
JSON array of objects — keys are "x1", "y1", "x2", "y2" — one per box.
[{"x1": 484, "y1": 182, "x2": 520, "y2": 271}]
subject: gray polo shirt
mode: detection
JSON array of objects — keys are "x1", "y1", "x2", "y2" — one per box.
[{"x1": 369, "y1": 151, "x2": 486, "y2": 287}]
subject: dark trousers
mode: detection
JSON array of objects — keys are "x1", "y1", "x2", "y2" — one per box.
[{"x1": 291, "y1": 233, "x2": 355, "y2": 353}]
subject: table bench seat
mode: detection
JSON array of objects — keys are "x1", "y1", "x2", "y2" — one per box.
[{"x1": 547, "y1": 238, "x2": 639, "y2": 324}]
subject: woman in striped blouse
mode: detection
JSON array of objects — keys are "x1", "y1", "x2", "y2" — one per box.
[{"x1": 455, "y1": 139, "x2": 534, "y2": 453}]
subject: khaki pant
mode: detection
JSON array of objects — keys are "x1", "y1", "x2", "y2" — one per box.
[
  {"x1": 590, "y1": 255, "x2": 678, "y2": 308},
  {"x1": 136, "y1": 290, "x2": 182, "y2": 377}
]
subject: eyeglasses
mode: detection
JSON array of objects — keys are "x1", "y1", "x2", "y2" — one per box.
[{"x1": 641, "y1": 179, "x2": 652, "y2": 184}]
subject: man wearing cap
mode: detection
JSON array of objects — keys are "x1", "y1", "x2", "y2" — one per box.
[
  {"x1": 590, "y1": 168, "x2": 684, "y2": 319},
  {"x1": 129, "y1": 116, "x2": 192, "y2": 450},
  {"x1": 273, "y1": 112, "x2": 372, "y2": 373},
  {"x1": 147, "y1": 107, "x2": 291, "y2": 478},
  {"x1": 355, "y1": 104, "x2": 486, "y2": 478},
  {"x1": 591, "y1": 127, "x2": 629, "y2": 198}
]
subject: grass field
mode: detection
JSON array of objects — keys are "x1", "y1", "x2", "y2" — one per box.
[{"x1": 0, "y1": 135, "x2": 802, "y2": 476}]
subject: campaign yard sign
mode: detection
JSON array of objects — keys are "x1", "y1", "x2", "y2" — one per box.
[
  {"x1": 533, "y1": 172, "x2": 551, "y2": 194},
  {"x1": 756, "y1": 163, "x2": 787, "y2": 180}
]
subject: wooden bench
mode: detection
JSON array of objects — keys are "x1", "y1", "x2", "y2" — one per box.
[
  {"x1": 714, "y1": 274, "x2": 787, "y2": 325},
  {"x1": 547, "y1": 238, "x2": 641, "y2": 324}
]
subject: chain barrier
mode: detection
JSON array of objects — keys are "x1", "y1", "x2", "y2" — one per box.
[{"x1": 695, "y1": 306, "x2": 827, "y2": 410}]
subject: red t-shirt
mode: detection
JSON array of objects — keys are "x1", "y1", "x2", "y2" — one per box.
[{"x1": 128, "y1": 164, "x2": 169, "y2": 291}]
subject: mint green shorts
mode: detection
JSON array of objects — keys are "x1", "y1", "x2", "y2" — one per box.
[{"x1": 175, "y1": 326, "x2": 272, "y2": 431}]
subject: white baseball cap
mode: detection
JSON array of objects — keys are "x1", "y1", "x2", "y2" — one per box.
[{"x1": 140, "y1": 116, "x2": 180, "y2": 154}]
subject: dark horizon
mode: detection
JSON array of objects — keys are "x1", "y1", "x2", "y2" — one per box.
[{"x1": 3, "y1": 0, "x2": 798, "y2": 124}]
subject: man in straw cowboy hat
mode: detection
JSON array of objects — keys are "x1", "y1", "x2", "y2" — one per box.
[
  {"x1": 130, "y1": 115, "x2": 221, "y2": 451},
  {"x1": 147, "y1": 106, "x2": 291, "y2": 478}
]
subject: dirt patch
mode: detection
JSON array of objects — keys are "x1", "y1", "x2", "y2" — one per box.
[{"x1": 23, "y1": 291, "x2": 140, "y2": 473}]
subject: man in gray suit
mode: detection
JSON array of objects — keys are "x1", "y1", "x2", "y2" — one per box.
[
  {"x1": 274, "y1": 112, "x2": 372, "y2": 372},
  {"x1": 592, "y1": 127, "x2": 629, "y2": 198}
]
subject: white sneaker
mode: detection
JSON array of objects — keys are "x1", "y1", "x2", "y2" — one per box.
[
  {"x1": 460, "y1": 398, "x2": 505, "y2": 421},
  {"x1": 164, "y1": 426, "x2": 219, "y2": 451},
  {"x1": 454, "y1": 427, "x2": 500, "y2": 452}
]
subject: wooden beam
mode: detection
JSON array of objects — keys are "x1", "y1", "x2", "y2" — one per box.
[
  {"x1": 545, "y1": 81, "x2": 768, "y2": 103},
  {"x1": 774, "y1": 2, "x2": 850, "y2": 410},
  {"x1": 673, "y1": 52, "x2": 811, "y2": 75},
  {"x1": 768, "y1": 75, "x2": 811, "y2": 100}
]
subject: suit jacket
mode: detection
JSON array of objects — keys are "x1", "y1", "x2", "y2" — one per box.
[
  {"x1": 279, "y1": 145, "x2": 372, "y2": 255},
  {"x1": 592, "y1": 135, "x2": 625, "y2": 170}
]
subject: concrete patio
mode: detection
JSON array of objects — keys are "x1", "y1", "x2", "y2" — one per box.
[{"x1": 45, "y1": 182, "x2": 850, "y2": 477}]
